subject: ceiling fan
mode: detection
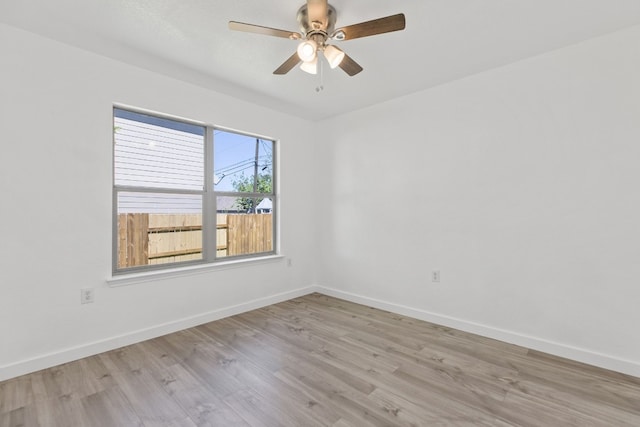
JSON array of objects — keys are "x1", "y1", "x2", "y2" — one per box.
[{"x1": 229, "y1": 0, "x2": 406, "y2": 76}]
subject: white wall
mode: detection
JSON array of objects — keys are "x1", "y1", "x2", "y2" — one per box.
[
  {"x1": 315, "y1": 25, "x2": 640, "y2": 376},
  {"x1": 2, "y1": 21, "x2": 640, "y2": 381},
  {"x1": 0, "y1": 24, "x2": 317, "y2": 381}
]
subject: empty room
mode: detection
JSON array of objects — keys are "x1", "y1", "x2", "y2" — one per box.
[{"x1": 1, "y1": 1, "x2": 639, "y2": 425}]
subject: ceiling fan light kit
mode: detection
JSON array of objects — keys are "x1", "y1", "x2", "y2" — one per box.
[
  {"x1": 323, "y1": 44, "x2": 345, "y2": 69},
  {"x1": 300, "y1": 56, "x2": 318, "y2": 74},
  {"x1": 229, "y1": 0, "x2": 406, "y2": 77},
  {"x1": 297, "y1": 39, "x2": 318, "y2": 62}
]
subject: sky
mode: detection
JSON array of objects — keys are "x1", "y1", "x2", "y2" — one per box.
[{"x1": 213, "y1": 130, "x2": 273, "y2": 192}]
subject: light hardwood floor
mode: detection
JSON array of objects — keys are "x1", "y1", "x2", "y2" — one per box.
[{"x1": 1, "y1": 293, "x2": 639, "y2": 426}]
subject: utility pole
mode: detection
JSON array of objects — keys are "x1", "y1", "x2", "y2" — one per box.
[{"x1": 252, "y1": 139, "x2": 259, "y2": 210}]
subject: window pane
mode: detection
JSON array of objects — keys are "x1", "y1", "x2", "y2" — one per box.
[
  {"x1": 215, "y1": 196, "x2": 273, "y2": 258},
  {"x1": 114, "y1": 108, "x2": 204, "y2": 190},
  {"x1": 214, "y1": 130, "x2": 273, "y2": 193},
  {"x1": 116, "y1": 192, "x2": 203, "y2": 268}
]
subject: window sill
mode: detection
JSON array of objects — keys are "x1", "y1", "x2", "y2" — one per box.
[{"x1": 106, "y1": 255, "x2": 284, "y2": 287}]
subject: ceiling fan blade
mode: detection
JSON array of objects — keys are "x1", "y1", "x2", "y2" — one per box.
[
  {"x1": 229, "y1": 21, "x2": 301, "y2": 39},
  {"x1": 334, "y1": 13, "x2": 406, "y2": 41},
  {"x1": 338, "y1": 54, "x2": 363, "y2": 76},
  {"x1": 306, "y1": 0, "x2": 328, "y2": 28},
  {"x1": 273, "y1": 52, "x2": 301, "y2": 75}
]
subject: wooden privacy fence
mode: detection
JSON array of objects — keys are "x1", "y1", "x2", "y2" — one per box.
[
  {"x1": 118, "y1": 213, "x2": 273, "y2": 268},
  {"x1": 226, "y1": 214, "x2": 273, "y2": 256}
]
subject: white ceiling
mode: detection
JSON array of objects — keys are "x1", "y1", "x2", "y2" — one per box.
[{"x1": 3, "y1": 1, "x2": 640, "y2": 120}]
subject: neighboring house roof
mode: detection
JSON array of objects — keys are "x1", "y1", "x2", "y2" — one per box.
[
  {"x1": 256, "y1": 198, "x2": 272, "y2": 210},
  {"x1": 216, "y1": 196, "x2": 241, "y2": 212}
]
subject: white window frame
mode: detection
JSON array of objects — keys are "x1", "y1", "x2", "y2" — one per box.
[{"x1": 112, "y1": 105, "x2": 277, "y2": 275}]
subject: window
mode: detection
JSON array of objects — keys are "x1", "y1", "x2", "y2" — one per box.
[{"x1": 113, "y1": 107, "x2": 276, "y2": 273}]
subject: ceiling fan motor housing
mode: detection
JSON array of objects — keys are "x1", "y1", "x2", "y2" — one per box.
[{"x1": 297, "y1": 4, "x2": 337, "y2": 38}]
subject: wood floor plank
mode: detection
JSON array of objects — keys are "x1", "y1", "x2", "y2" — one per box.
[
  {"x1": 2, "y1": 292, "x2": 639, "y2": 426},
  {"x1": 196, "y1": 319, "x2": 288, "y2": 374},
  {"x1": 156, "y1": 330, "x2": 251, "y2": 399},
  {"x1": 80, "y1": 387, "x2": 144, "y2": 427},
  {"x1": 0, "y1": 406, "x2": 40, "y2": 427},
  {"x1": 273, "y1": 367, "x2": 399, "y2": 427},
  {"x1": 0, "y1": 375, "x2": 35, "y2": 414},
  {"x1": 367, "y1": 387, "x2": 511, "y2": 427},
  {"x1": 159, "y1": 364, "x2": 250, "y2": 427},
  {"x1": 31, "y1": 394, "x2": 92, "y2": 427},
  {"x1": 186, "y1": 328, "x2": 341, "y2": 426},
  {"x1": 109, "y1": 367, "x2": 190, "y2": 425}
]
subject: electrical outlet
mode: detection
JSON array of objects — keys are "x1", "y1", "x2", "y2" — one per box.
[
  {"x1": 287, "y1": 258, "x2": 293, "y2": 267},
  {"x1": 432, "y1": 270, "x2": 441, "y2": 283},
  {"x1": 81, "y1": 288, "x2": 95, "y2": 304}
]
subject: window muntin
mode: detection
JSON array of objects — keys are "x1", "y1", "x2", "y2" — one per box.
[{"x1": 113, "y1": 107, "x2": 276, "y2": 273}]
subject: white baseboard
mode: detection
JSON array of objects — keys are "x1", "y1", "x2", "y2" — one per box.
[
  {"x1": 0, "y1": 285, "x2": 320, "y2": 382},
  {"x1": 4, "y1": 285, "x2": 638, "y2": 381},
  {"x1": 316, "y1": 286, "x2": 640, "y2": 379}
]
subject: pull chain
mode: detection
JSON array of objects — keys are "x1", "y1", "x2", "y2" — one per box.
[{"x1": 316, "y1": 52, "x2": 324, "y2": 93}]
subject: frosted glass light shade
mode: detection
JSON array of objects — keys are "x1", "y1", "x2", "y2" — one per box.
[
  {"x1": 324, "y1": 45, "x2": 345, "y2": 69},
  {"x1": 297, "y1": 40, "x2": 318, "y2": 62},
  {"x1": 300, "y1": 57, "x2": 318, "y2": 74}
]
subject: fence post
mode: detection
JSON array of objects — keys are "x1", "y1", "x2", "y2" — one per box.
[
  {"x1": 226, "y1": 214, "x2": 231, "y2": 256},
  {"x1": 126, "y1": 213, "x2": 149, "y2": 267}
]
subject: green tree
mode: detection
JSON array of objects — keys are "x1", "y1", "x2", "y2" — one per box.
[{"x1": 231, "y1": 172, "x2": 272, "y2": 211}]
